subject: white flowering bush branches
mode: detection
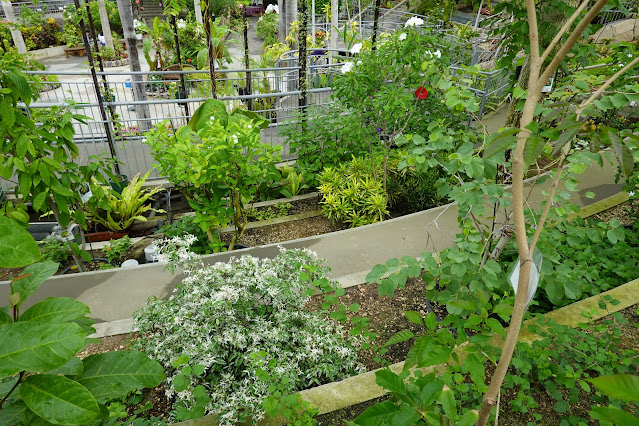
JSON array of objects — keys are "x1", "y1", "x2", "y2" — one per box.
[{"x1": 134, "y1": 240, "x2": 364, "y2": 424}]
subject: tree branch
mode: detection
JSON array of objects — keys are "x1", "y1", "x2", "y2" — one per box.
[
  {"x1": 539, "y1": 0, "x2": 589, "y2": 64},
  {"x1": 577, "y1": 56, "x2": 639, "y2": 117},
  {"x1": 538, "y1": 0, "x2": 610, "y2": 87}
]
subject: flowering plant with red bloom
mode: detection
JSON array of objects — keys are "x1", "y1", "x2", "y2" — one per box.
[{"x1": 415, "y1": 86, "x2": 428, "y2": 100}]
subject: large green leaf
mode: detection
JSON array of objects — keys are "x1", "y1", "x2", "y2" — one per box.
[
  {"x1": 589, "y1": 374, "x2": 639, "y2": 402},
  {"x1": 0, "y1": 322, "x2": 86, "y2": 377},
  {"x1": 0, "y1": 400, "x2": 28, "y2": 425},
  {"x1": 10, "y1": 261, "x2": 59, "y2": 308},
  {"x1": 0, "y1": 215, "x2": 41, "y2": 268},
  {"x1": 19, "y1": 374, "x2": 100, "y2": 425},
  {"x1": 590, "y1": 406, "x2": 639, "y2": 426},
  {"x1": 354, "y1": 401, "x2": 403, "y2": 426},
  {"x1": 19, "y1": 297, "x2": 90, "y2": 324},
  {"x1": 232, "y1": 109, "x2": 270, "y2": 129},
  {"x1": 375, "y1": 369, "x2": 407, "y2": 397},
  {"x1": 74, "y1": 351, "x2": 165, "y2": 403},
  {"x1": 44, "y1": 356, "x2": 84, "y2": 376},
  {"x1": 188, "y1": 99, "x2": 229, "y2": 131}
]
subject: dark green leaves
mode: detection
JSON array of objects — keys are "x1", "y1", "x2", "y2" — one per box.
[
  {"x1": 384, "y1": 330, "x2": 415, "y2": 347},
  {"x1": 0, "y1": 322, "x2": 86, "y2": 377},
  {"x1": 10, "y1": 261, "x2": 59, "y2": 308},
  {"x1": 0, "y1": 215, "x2": 41, "y2": 268},
  {"x1": 483, "y1": 127, "x2": 519, "y2": 159},
  {"x1": 75, "y1": 351, "x2": 166, "y2": 403},
  {"x1": 20, "y1": 374, "x2": 100, "y2": 425},
  {"x1": 19, "y1": 297, "x2": 90, "y2": 323}
]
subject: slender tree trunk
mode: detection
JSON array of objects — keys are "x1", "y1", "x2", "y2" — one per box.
[
  {"x1": 1, "y1": 0, "x2": 26, "y2": 53},
  {"x1": 203, "y1": 0, "x2": 217, "y2": 97},
  {"x1": 117, "y1": 0, "x2": 151, "y2": 131},
  {"x1": 298, "y1": 0, "x2": 308, "y2": 109},
  {"x1": 371, "y1": 0, "x2": 382, "y2": 50},
  {"x1": 171, "y1": 15, "x2": 190, "y2": 119},
  {"x1": 194, "y1": 0, "x2": 203, "y2": 24},
  {"x1": 242, "y1": 5, "x2": 253, "y2": 110},
  {"x1": 97, "y1": 0, "x2": 114, "y2": 49},
  {"x1": 330, "y1": 0, "x2": 338, "y2": 50}
]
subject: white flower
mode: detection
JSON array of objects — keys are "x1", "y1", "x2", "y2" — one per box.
[
  {"x1": 265, "y1": 4, "x2": 279, "y2": 13},
  {"x1": 398, "y1": 33, "x2": 407, "y2": 41},
  {"x1": 177, "y1": 19, "x2": 186, "y2": 29},
  {"x1": 425, "y1": 49, "x2": 442, "y2": 58},
  {"x1": 142, "y1": 137, "x2": 147, "y2": 143},
  {"x1": 630, "y1": 191, "x2": 636, "y2": 197},
  {"x1": 232, "y1": 134, "x2": 239, "y2": 144},
  {"x1": 133, "y1": 19, "x2": 142, "y2": 29},
  {"x1": 340, "y1": 62, "x2": 354, "y2": 73},
  {"x1": 209, "y1": 116, "x2": 215, "y2": 121},
  {"x1": 357, "y1": 60, "x2": 362, "y2": 65},
  {"x1": 404, "y1": 16, "x2": 424, "y2": 27},
  {"x1": 350, "y1": 43, "x2": 362, "y2": 54},
  {"x1": 247, "y1": 124, "x2": 252, "y2": 129}
]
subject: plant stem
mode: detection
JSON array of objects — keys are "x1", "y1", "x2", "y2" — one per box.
[{"x1": 0, "y1": 371, "x2": 24, "y2": 409}]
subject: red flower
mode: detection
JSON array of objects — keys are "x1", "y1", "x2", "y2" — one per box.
[
  {"x1": 187, "y1": 58, "x2": 191, "y2": 62},
  {"x1": 415, "y1": 87, "x2": 428, "y2": 100}
]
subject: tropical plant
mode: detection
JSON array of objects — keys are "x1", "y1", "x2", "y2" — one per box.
[
  {"x1": 85, "y1": 172, "x2": 164, "y2": 232},
  {"x1": 0, "y1": 44, "x2": 116, "y2": 271},
  {"x1": 256, "y1": 11, "x2": 279, "y2": 48},
  {"x1": 0, "y1": 215, "x2": 165, "y2": 425},
  {"x1": 134, "y1": 241, "x2": 363, "y2": 425},
  {"x1": 145, "y1": 99, "x2": 281, "y2": 250},
  {"x1": 39, "y1": 236, "x2": 70, "y2": 264},
  {"x1": 318, "y1": 156, "x2": 389, "y2": 227}
]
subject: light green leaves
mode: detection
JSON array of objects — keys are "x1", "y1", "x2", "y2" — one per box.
[
  {"x1": 0, "y1": 322, "x2": 86, "y2": 377},
  {"x1": 189, "y1": 98, "x2": 229, "y2": 131},
  {"x1": 75, "y1": 351, "x2": 166, "y2": 403},
  {"x1": 0, "y1": 215, "x2": 41, "y2": 268},
  {"x1": 19, "y1": 374, "x2": 100, "y2": 425}
]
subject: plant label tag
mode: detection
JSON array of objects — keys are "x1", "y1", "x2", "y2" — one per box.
[
  {"x1": 541, "y1": 77, "x2": 554, "y2": 93},
  {"x1": 79, "y1": 183, "x2": 92, "y2": 204},
  {"x1": 509, "y1": 247, "x2": 543, "y2": 308}
]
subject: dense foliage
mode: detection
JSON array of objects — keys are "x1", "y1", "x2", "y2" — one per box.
[{"x1": 134, "y1": 244, "x2": 363, "y2": 425}]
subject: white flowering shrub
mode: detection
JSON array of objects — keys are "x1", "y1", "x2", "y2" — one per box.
[{"x1": 134, "y1": 241, "x2": 364, "y2": 425}]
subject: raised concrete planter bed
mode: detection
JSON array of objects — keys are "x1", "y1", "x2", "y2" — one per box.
[{"x1": 0, "y1": 160, "x2": 625, "y2": 323}]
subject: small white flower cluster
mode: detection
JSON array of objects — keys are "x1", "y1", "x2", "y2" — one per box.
[
  {"x1": 155, "y1": 234, "x2": 202, "y2": 275},
  {"x1": 265, "y1": 4, "x2": 279, "y2": 13},
  {"x1": 425, "y1": 49, "x2": 442, "y2": 58},
  {"x1": 398, "y1": 32, "x2": 407, "y2": 41},
  {"x1": 133, "y1": 19, "x2": 142, "y2": 29},
  {"x1": 350, "y1": 42, "x2": 362, "y2": 54},
  {"x1": 404, "y1": 16, "x2": 424, "y2": 27},
  {"x1": 177, "y1": 19, "x2": 186, "y2": 29},
  {"x1": 133, "y1": 247, "x2": 363, "y2": 426},
  {"x1": 341, "y1": 61, "x2": 355, "y2": 74}
]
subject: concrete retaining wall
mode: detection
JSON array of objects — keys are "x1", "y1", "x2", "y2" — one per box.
[
  {"x1": 0, "y1": 159, "x2": 624, "y2": 323},
  {"x1": 30, "y1": 45, "x2": 67, "y2": 59}
]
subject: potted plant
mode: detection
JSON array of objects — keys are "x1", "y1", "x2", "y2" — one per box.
[{"x1": 84, "y1": 172, "x2": 164, "y2": 241}]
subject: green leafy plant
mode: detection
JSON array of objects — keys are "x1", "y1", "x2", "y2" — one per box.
[
  {"x1": 134, "y1": 241, "x2": 363, "y2": 425},
  {"x1": 246, "y1": 202, "x2": 293, "y2": 222},
  {"x1": 589, "y1": 374, "x2": 639, "y2": 425},
  {"x1": 39, "y1": 236, "x2": 70, "y2": 264},
  {"x1": 103, "y1": 236, "x2": 133, "y2": 264},
  {"x1": 0, "y1": 44, "x2": 117, "y2": 272},
  {"x1": 280, "y1": 165, "x2": 308, "y2": 198},
  {"x1": 318, "y1": 156, "x2": 389, "y2": 227},
  {"x1": 85, "y1": 172, "x2": 163, "y2": 232},
  {"x1": 256, "y1": 11, "x2": 279, "y2": 48},
  {"x1": 0, "y1": 215, "x2": 165, "y2": 425},
  {"x1": 157, "y1": 216, "x2": 214, "y2": 255},
  {"x1": 145, "y1": 99, "x2": 281, "y2": 250}
]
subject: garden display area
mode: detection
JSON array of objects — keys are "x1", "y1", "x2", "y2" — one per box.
[{"x1": 1, "y1": 0, "x2": 639, "y2": 424}]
